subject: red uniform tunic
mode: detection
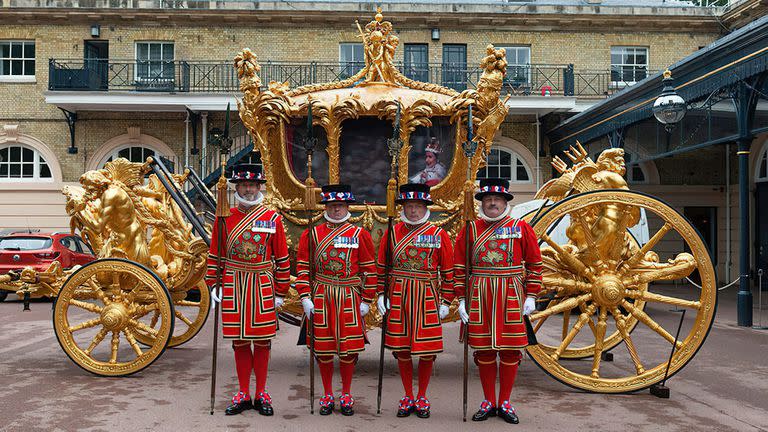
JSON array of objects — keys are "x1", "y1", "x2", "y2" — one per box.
[
  {"x1": 206, "y1": 206, "x2": 291, "y2": 340},
  {"x1": 295, "y1": 221, "x2": 377, "y2": 356},
  {"x1": 454, "y1": 216, "x2": 542, "y2": 350},
  {"x1": 377, "y1": 222, "x2": 455, "y2": 356}
]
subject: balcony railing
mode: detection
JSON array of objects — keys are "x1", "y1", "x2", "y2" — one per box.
[{"x1": 48, "y1": 59, "x2": 653, "y2": 97}]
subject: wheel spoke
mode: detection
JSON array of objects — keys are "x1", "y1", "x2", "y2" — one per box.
[
  {"x1": 123, "y1": 328, "x2": 144, "y2": 357},
  {"x1": 590, "y1": 307, "x2": 608, "y2": 378},
  {"x1": 621, "y1": 300, "x2": 683, "y2": 349},
  {"x1": 540, "y1": 233, "x2": 594, "y2": 281},
  {"x1": 84, "y1": 328, "x2": 109, "y2": 356},
  {"x1": 175, "y1": 310, "x2": 194, "y2": 327},
  {"x1": 86, "y1": 278, "x2": 111, "y2": 305},
  {"x1": 619, "y1": 223, "x2": 671, "y2": 274},
  {"x1": 611, "y1": 307, "x2": 645, "y2": 375},
  {"x1": 531, "y1": 293, "x2": 591, "y2": 321},
  {"x1": 552, "y1": 303, "x2": 596, "y2": 360},
  {"x1": 542, "y1": 275, "x2": 592, "y2": 293},
  {"x1": 69, "y1": 299, "x2": 103, "y2": 314},
  {"x1": 109, "y1": 331, "x2": 120, "y2": 364},
  {"x1": 626, "y1": 290, "x2": 701, "y2": 309},
  {"x1": 130, "y1": 319, "x2": 159, "y2": 337},
  {"x1": 561, "y1": 309, "x2": 571, "y2": 341},
  {"x1": 132, "y1": 304, "x2": 159, "y2": 319},
  {"x1": 176, "y1": 300, "x2": 201, "y2": 308},
  {"x1": 149, "y1": 310, "x2": 160, "y2": 328},
  {"x1": 69, "y1": 317, "x2": 102, "y2": 333}
]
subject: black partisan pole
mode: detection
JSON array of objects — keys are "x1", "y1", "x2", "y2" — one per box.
[
  {"x1": 461, "y1": 104, "x2": 476, "y2": 422},
  {"x1": 209, "y1": 103, "x2": 233, "y2": 415},
  {"x1": 650, "y1": 309, "x2": 686, "y2": 399},
  {"x1": 304, "y1": 101, "x2": 319, "y2": 415},
  {"x1": 377, "y1": 101, "x2": 403, "y2": 415}
]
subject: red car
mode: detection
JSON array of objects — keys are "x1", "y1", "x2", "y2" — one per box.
[{"x1": 0, "y1": 232, "x2": 96, "y2": 274}]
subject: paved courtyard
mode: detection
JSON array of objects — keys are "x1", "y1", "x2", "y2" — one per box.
[{"x1": 0, "y1": 286, "x2": 766, "y2": 432}]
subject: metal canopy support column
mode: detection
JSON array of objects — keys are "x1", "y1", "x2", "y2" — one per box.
[{"x1": 736, "y1": 79, "x2": 759, "y2": 327}]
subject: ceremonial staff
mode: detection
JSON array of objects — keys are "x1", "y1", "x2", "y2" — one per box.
[
  {"x1": 210, "y1": 104, "x2": 234, "y2": 415},
  {"x1": 377, "y1": 101, "x2": 403, "y2": 415},
  {"x1": 461, "y1": 104, "x2": 477, "y2": 422},
  {"x1": 303, "y1": 101, "x2": 320, "y2": 414}
]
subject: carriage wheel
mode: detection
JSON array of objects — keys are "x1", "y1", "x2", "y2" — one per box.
[
  {"x1": 526, "y1": 190, "x2": 716, "y2": 393},
  {"x1": 53, "y1": 258, "x2": 174, "y2": 377},
  {"x1": 133, "y1": 281, "x2": 210, "y2": 348},
  {"x1": 521, "y1": 203, "x2": 645, "y2": 359}
]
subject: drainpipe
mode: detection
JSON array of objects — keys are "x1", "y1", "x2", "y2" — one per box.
[
  {"x1": 725, "y1": 142, "x2": 731, "y2": 283},
  {"x1": 184, "y1": 111, "x2": 190, "y2": 172},
  {"x1": 201, "y1": 112, "x2": 208, "y2": 177},
  {"x1": 535, "y1": 112, "x2": 541, "y2": 190}
]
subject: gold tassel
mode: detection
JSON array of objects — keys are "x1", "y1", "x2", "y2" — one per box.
[{"x1": 215, "y1": 160, "x2": 230, "y2": 218}]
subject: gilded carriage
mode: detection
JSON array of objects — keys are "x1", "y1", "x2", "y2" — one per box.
[
  {"x1": 0, "y1": 10, "x2": 716, "y2": 392},
  {"x1": 0, "y1": 158, "x2": 213, "y2": 376}
]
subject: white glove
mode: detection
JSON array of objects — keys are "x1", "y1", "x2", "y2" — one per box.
[
  {"x1": 210, "y1": 286, "x2": 222, "y2": 305},
  {"x1": 439, "y1": 304, "x2": 450, "y2": 320},
  {"x1": 301, "y1": 298, "x2": 314, "y2": 317},
  {"x1": 523, "y1": 297, "x2": 536, "y2": 316},
  {"x1": 360, "y1": 302, "x2": 370, "y2": 317},
  {"x1": 275, "y1": 296, "x2": 284, "y2": 310},
  {"x1": 377, "y1": 294, "x2": 389, "y2": 315},
  {"x1": 458, "y1": 299, "x2": 469, "y2": 324}
]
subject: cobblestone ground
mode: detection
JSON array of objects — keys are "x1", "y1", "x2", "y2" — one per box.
[{"x1": 0, "y1": 286, "x2": 766, "y2": 432}]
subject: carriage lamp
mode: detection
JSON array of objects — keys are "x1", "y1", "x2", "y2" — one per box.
[
  {"x1": 90, "y1": 24, "x2": 100, "y2": 38},
  {"x1": 431, "y1": 28, "x2": 440, "y2": 41},
  {"x1": 653, "y1": 69, "x2": 687, "y2": 132}
]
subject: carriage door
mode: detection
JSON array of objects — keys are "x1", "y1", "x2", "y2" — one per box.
[
  {"x1": 756, "y1": 182, "x2": 768, "y2": 292},
  {"x1": 84, "y1": 40, "x2": 109, "y2": 90},
  {"x1": 442, "y1": 44, "x2": 466, "y2": 91}
]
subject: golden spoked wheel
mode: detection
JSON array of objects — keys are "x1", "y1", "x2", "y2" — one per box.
[
  {"x1": 526, "y1": 190, "x2": 717, "y2": 393},
  {"x1": 53, "y1": 258, "x2": 174, "y2": 377},
  {"x1": 133, "y1": 281, "x2": 210, "y2": 348},
  {"x1": 520, "y1": 204, "x2": 645, "y2": 359}
]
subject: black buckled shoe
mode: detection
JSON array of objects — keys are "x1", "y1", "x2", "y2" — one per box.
[
  {"x1": 415, "y1": 397, "x2": 430, "y2": 419},
  {"x1": 396, "y1": 396, "x2": 415, "y2": 417},
  {"x1": 319, "y1": 394, "x2": 335, "y2": 416},
  {"x1": 498, "y1": 401, "x2": 519, "y2": 424},
  {"x1": 225, "y1": 392, "x2": 253, "y2": 415},
  {"x1": 254, "y1": 392, "x2": 274, "y2": 416},
  {"x1": 339, "y1": 393, "x2": 355, "y2": 416},
  {"x1": 471, "y1": 400, "x2": 496, "y2": 421}
]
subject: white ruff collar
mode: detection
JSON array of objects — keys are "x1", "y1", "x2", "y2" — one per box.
[
  {"x1": 478, "y1": 203, "x2": 510, "y2": 223},
  {"x1": 235, "y1": 191, "x2": 264, "y2": 209},
  {"x1": 400, "y1": 209, "x2": 431, "y2": 226},
  {"x1": 324, "y1": 211, "x2": 351, "y2": 224}
]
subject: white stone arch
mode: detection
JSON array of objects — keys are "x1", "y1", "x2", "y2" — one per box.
[
  {"x1": 484, "y1": 134, "x2": 536, "y2": 184},
  {"x1": 0, "y1": 125, "x2": 63, "y2": 184},
  {"x1": 88, "y1": 130, "x2": 176, "y2": 171},
  {"x1": 627, "y1": 159, "x2": 660, "y2": 185}
]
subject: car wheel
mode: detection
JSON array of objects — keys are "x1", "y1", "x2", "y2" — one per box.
[{"x1": 0, "y1": 290, "x2": 8, "y2": 302}]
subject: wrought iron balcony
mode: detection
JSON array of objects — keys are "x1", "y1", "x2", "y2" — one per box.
[{"x1": 47, "y1": 58, "x2": 651, "y2": 97}]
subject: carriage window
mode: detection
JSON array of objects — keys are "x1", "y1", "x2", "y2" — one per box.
[
  {"x1": 407, "y1": 117, "x2": 455, "y2": 187},
  {"x1": 286, "y1": 119, "x2": 329, "y2": 187},
  {"x1": 338, "y1": 118, "x2": 393, "y2": 204},
  {"x1": 477, "y1": 147, "x2": 532, "y2": 183}
]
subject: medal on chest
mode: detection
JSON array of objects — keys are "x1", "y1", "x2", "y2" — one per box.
[
  {"x1": 251, "y1": 220, "x2": 276, "y2": 233},
  {"x1": 333, "y1": 236, "x2": 359, "y2": 249}
]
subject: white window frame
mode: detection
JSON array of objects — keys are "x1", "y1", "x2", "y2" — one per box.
[
  {"x1": 0, "y1": 40, "x2": 36, "y2": 82},
  {"x1": 100, "y1": 145, "x2": 158, "y2": 168},
  {"x1": 627, "y1": 163, "x2": 649, "y2": 184},
  {"x1": 477, "y1": 146, "x2": 533, "y2": 184},
  {"x1": 610, "y1": 46, "x2": 649, "y2": 88},
  {"x1": 134, "y1": 41, "x2": 175, "y2": 82},
  {"x1": 0, "y1": 143, "x2": 53, "y2": 183},
  {"x1": 757, "y1": 142, "x2": 768, "y2": 183},
  {"x1": 496, "y1": 45, "x2": 531, "y2": 85},
  {"x1": 339, "y1": 43, "x2": 364, "y2": 78}
]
